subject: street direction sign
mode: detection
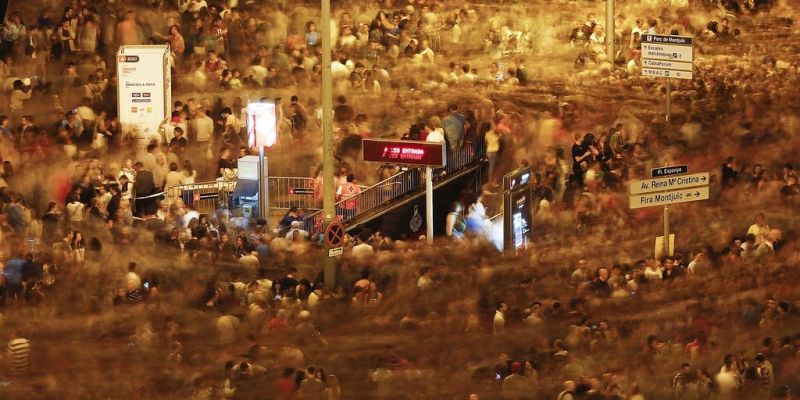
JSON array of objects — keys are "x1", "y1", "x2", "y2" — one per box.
[
  {"x1": 642, "y1": 59, "x2": 693, "y2": 72},
  {"x1": 642, "y1": 34, "x2": 693, "y2": 46},
  {"x1": 630, "y1": 172, "x2": 709, "y2": 195},
  {"x1": 642, "y1": 68, "x2": 693, "y2": 80},
  {"x1": 652, "y1": 165, "x2": 688, "y2": 177},
  {"x1": 641, "y1": 43, "x2": 694, "y2": 62},
  {"x1": 629, "y1": 186, "x2": 709, "y2": 209}
]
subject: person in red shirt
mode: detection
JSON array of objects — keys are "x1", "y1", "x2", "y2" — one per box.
[
  {"x1": 336, "y1": 174, "x2": 361, "y2": 220},
  {"x1": 204, "y1": 51, "x2": 227, "y2": 80},
  {"x1": 276, "y1": 367, "x2": 296, "y2": 399},
  {"x1": 268, "y1": 309, "x2": 291, "y2": 333},
  {"x1": 684, "y1": 331, "x2": 709, "y2": 358}
]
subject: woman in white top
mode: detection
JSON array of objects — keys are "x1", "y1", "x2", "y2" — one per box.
[
  {"x1": 119, "y1": 159, "x2": 136, "y2": 185},
  {"x1": 71, "y1": 231, "x2": 85, "y2": 265},
  {"x1": 65, "y1": 194, "x2": 85, "y2": 230},
  {"x1": 181, "y1": 161, "x2": 197, "y2": 184},
  {"x1": 425, "y1": 116, "x2": 445, "y2": 143}
]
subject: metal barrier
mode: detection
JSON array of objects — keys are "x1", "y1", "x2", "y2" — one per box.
[
  {"x1": 164, "y1": 180, "x2": 232, "y2": 214},
  {"x1": 268, "y1": 177, "x2": 320, "y2": 211},
  {"x1": 303, "y1": 142, "x2": 485, "y2": 235},
  {"x1": 164, "y1": 177, "x2": 319, "y2": 216}
]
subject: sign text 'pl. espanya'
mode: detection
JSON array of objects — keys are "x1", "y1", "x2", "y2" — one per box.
[{"x1": 651, "y1": 165, "x2": 688, "y2": 177}]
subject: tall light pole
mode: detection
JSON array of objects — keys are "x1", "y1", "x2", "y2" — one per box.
[
  {"x1": 321, "y1": 0, "x2": 336, "y2": 287},
  {"x1": 606, "y1": 0, "x2": 615, "y2": 63}
]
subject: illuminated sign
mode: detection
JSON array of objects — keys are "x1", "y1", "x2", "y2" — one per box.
[
  {"x1": 247, "y1": 102, "x2": 277, "y2": 148},
  {"x1": 362, "y1": 139, "x2": 445, "y2": 167},
  {"x1": 504, "y1": 166, "x2": 532, "y2": 192},
  {"x1": 510, "y1": 190, "x2": 531, "y2": 250},
  {"x1": 503, "y1": 166, "x2": 533, "y2": 252}
]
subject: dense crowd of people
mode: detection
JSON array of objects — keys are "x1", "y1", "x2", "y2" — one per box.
[{"x1": 0, "y1": 0, "x2": 800, "y2": 398}]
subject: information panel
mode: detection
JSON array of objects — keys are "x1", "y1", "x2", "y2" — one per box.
[
  {"x1": 117, "y1": 45, "x2": 171, "y2": 148},
  {"x1": 641, "y1": 34, "x2": 694, "y2": 81},
  {"x1": 362, "y1": 139, "x2": 446, "y2": 167},
  {"x1": 503, "y1": 166, "x2": 533, "y2": 252}
]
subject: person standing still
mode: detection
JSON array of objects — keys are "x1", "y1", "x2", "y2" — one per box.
[{"x1": 336, "y1": 174, "x2": 361, "y2": 221}]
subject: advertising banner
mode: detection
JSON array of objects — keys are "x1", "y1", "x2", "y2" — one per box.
[{"x1": 117, "y1": 45, "x2": 171, "y2": 148}]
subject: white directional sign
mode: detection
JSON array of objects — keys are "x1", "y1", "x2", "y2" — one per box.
[
  {"x1": 642, "y1": 68, "x2": 693, "y2": 80},
  {"x1": 641, "y1": 34, "x2": 694, "y2": 82},
  {"x1": 629, "y1": 186, "x2": 709, "y2": 209},
  {"x1": 642, "y1": 59, "x2": 693, "y2": 72},
  {"x1": 641, "y1": 43, "x2": 694, "y2": 62},
  {"x1": 630, "y1": 172, "x2": 709, "y2": 195}
]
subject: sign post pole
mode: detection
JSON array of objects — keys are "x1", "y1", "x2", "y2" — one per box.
[
  {"x1": 662, "y1": 163, "x2": 670, "y2": 257},
  {"x1": 425, "y1": 166, "x2": 434, "y2": 245},
  {"x1": 666, "y1": 78, "x2": 671, "y2": 123},
  {"x1": 606, "y1": 0, "x2": 615, "y2": 62},
  {"x1": 258, "y1": 147, "x2": 268, "y2": 222},
  {"x1": 321, "y1": 0, "x2": 336, "y2": 287},
  {"x1": 663, "y1": 203, "x2": 670, "y2": 257}
]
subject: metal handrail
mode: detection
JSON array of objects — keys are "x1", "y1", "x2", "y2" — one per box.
[
  {"x1": 302, "y1": 169, "x2": 421, "y2": 233},
  {"x1": 303, "y1": 142, "x2": 485, "y2": 234}
]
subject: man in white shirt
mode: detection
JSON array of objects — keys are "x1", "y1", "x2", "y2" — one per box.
[
  {"x1": 493, "y1": 301, "x2": 508, "y2": 335},
  {"x1": 192, "y1": 107, "x2": 214, "y2": 144},
  {"x1": 331, "y1": 56, "x2": 352, "y2": 81},
  {"x1": 630, "y1": 18, "x2": 645, "y2": 47},
  {"x1": 746, "y1": 212, "x2": 770, "y2": 246},
  {"x1": 285, "y1": 221, "x2": 309, "y2": 241},
  {"x1": 687, "y1": 252, "x2": 705, "y2": 275},
  {"x1": 753, "y1": 229, "x2": 781, "y2": 259}
]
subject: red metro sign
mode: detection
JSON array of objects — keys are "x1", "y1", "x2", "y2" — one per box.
[{"x1": 362, "y1": 139, "x2": 446, "y2": 167}]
